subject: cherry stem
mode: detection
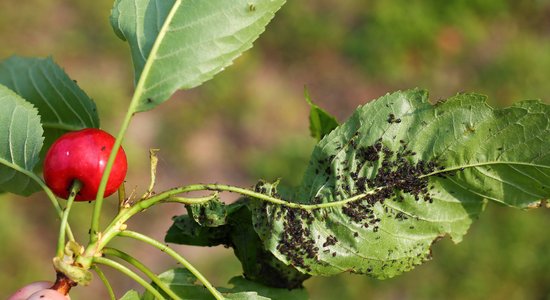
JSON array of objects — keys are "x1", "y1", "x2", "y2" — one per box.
[
  {"x1": 56, "y1": 180, "x2": 82, "y2": 258},
  {"x1": 50, "y1": 271, "x2": 77, "y2": 296},
  {"x1": 93, "y1": 256, "x2": 166, "y2": 300},
  {"x1": 103, "y1": 247, "x2": 182, "y2": 300},
  {"x1": 117, "y1": 231, "x2": 224, "y2": 300},
  {"x1": 25, "y1": 170, "x2": 75, "y2": 241},
  {"x1": 92, "y1": 265, "x2": 116, "y2": 300},
  {"x1": 75, "y1": 193, "x2": 216, "y2": 269}
]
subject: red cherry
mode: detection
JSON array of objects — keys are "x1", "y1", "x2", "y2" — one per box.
[{"x1": 43, "y1": 128, "x2": 127, "y2": 201}]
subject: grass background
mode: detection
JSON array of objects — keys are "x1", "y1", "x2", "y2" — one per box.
[{"x1": 1, "y1": 0, "x2": 549, "y2": 299}]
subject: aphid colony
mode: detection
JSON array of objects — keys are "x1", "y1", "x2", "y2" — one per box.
[{"x1": 253, "y1": 112, "x2": 456, "y2": 272}]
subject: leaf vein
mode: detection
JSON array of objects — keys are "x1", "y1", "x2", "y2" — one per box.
[{"x1": 38, "y1": 63, "x2": 87, "y2": 126}]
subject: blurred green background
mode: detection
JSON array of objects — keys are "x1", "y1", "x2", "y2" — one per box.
[{"x1": 1, "y1": 0, "x2": 550, "y2": 299}]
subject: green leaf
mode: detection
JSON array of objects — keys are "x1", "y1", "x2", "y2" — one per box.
[
  {"x1": 110, "y1": 0, "x2": 286, "y2": 112},
  {"x1": 249, "y1": 89, "x2": 550, "y2": 279},
  {"x1": 187, "y1": 195, "x2": 228, "y2": 227},
  {"x1": 167, "y1": 200, "x2": 309, "y2": 288},
  {"x1": 119, "y1": 290, "x2": 140, "y2": 300},
  {"x1": 139, "y1": 268, "x2": 306, "y2": 299},
  {"x1": 165, "y1": 214, "x2": 230, "y2": 247},
  {"x1": 222, "y1": 277, "x2": 308, "y2": 300},
  {"x1": 141, "y1": 268, "x2": 271, "y2": 300},
  {"x1": 0, "y1": 84, "x2": 43, "y2": 195},
  {"x1": 0, "y1": 56, "x2": 100, "y2": 160},
  {"x1": 305, "y1": 89, "x2": 338, "y2": 141},
  {"x1": 141, "y1": 268, "x2": 209, "y2": 300},
  {"x1": 226, "y1": 201, "x2": 310, "y2": 289},
  {"x1": 165, "y1": 199, "x2": 245, "y2": 246}
]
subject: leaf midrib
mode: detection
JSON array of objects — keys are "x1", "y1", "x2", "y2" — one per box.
[
  {"x1": 0, "y1": 157, "x2": 36, "y2": 177},
  {"x1": 421, "y1": 160, "x2": 550, "y2": 179},
  {"x1": 300, "y1": 160, "x2": 550, "y2": 210},
  {"x1": 41, "y1": 122, "x2": 85, "y2": 131},
  {"x1": 133, "y1": 0, "x2": 181, "y2": 109}
]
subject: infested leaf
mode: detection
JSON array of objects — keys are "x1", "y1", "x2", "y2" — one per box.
[
  {"x1": 166, "y1": 214, "x2": 230, "y2": 247},
  {"x1": 227, "y1": 201, "x2": 310, "y2": 289},
  {"x1": 248, "y1": 89, "x2": 550, "y2": 279},
  {"x1": 167, "y1": 199, "x2": 309, "y2": 289},
  {"x1": 187, "y1": 195, "x2": 228, "y2": 227}
]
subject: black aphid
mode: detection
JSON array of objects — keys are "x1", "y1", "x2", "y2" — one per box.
[
  {"x1": 342, "y1": 138, "x2": 444, "y2": 228},
  {"x1": 322, "y1": 235, "x2": 338, "y2": 247},
  {"x1": 387, "y1": 113, "x2": 402, "y2": 124}
]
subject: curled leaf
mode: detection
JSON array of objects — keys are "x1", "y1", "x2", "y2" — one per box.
[
  {"x1": 53, "y1": 257, "x2": 93, "y2": 286},
  {"x1": 249, "y1": 89, "x2": 550, "y2": 278}
]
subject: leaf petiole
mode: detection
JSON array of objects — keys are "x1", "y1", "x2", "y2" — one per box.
[
  {"x1": 118, "y1": 230, "x2": 224, "y2": 300},
  {"x1": 89, "y1": 0, "x2": 182, "y2": 246},
  {"x1": 13, "y1": 165, "x2": 76, "y2": 241},
  {"x1": 139, "y1": 183, "x2": 377, "y2": 210}
]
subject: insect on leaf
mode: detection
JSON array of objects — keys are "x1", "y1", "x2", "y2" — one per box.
[
  {"x1": 167, "y1": 199, "x2": 310, "y2": 289},
  {"x1": 186, "y1": 195, "x2": 228, "y2": 227},
  {"x1": 249, "y1": 89, "x2": 550, "y2": 279}
]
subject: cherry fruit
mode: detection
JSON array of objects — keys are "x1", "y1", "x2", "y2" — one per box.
[
  {"x1": 7, "y1": 281, "x2": 51, "y2": 300},
  {"x1": 27, "y1": 289, "x2": 70, "y2": 300},
  {"x1": 43, "y1": 128, "x2": 127, "y2": 201}
]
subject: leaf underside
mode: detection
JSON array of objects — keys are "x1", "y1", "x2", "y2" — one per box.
[
  {"x1": 111, "y1": 0, "x2": 286, "y2": 112},
  {"x1": 167, "y1": 200, "x2": 310, "y2": 289},
  {"x1": 0, "y1": 84, "x2": 43, "y2": 195},
  {"x1": 249, "y1": 89, "x2": 550, "y2": 279}
]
